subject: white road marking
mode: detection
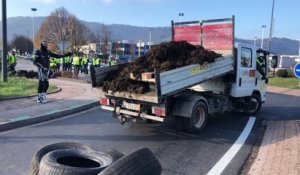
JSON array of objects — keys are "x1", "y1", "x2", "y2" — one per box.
[{"x1": 207, "y1": 117, "x2": 256, "y2": 175}]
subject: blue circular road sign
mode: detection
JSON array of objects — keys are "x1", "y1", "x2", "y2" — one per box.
[{"x1": 294, "y1": 63, "x2": 300, "y2": 78}]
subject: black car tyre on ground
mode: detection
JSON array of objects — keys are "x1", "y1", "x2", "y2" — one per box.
[
  {"x1": 39, "y1": 149, "x2": 113, "y2": 175},
  {"x1": 184, "y1": 101, "x2": 208, "y2": 133},
  {"x1": 105, "y1": 149, "x2": 124, "y2": 162},
  {"x1": 16, "y1": 69, "x2": 28, "y2": 77},
  {"x1": 29, "y1": 142, "x2": 97, "y2": 175},
  {"x1": 98, "y1": 147, "x2": 162, "y2": 175}
]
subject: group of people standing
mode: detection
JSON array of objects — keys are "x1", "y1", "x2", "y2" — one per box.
[{"x1": 48, "y1": 51, "x2": 117, "y2": 77}]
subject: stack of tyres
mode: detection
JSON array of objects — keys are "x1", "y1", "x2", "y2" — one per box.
[{"x1": 29, "y1": 142, "x2": 162, "y2": 175}]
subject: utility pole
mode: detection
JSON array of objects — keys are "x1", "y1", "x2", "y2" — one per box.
[
  {"x1": 1, "y1": 0, "x2": 8, "y2": 82},
  {"x1": 268, "y1": 0, "x2": 275, "y2": 52},
  {"x1": 31, "y1": 8, "x2": 37, "y2": 52}
]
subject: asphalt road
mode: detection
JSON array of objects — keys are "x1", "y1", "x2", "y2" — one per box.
[
  {"x1": 1, "y1": 92, "x2": 298, "y2": 175},
  {"x1": 15, "y1": 56, "x2": 37, "y2": 71},
  {"x1": 259, "y1": 92, "x2": 300, "y2": 120}
]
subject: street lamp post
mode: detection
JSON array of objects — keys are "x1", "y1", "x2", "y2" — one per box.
[
  {"x1": 178, "y1": 12, "x2": 184, "y2": 23},
  {"x1": 261, "y1": 25, "x2": 266, "y2": 49},
  {"x1": 31, "y1": 8, "x2": 37, "y2": 52},
  {"x1": 253, "y1": 37, "x2": 257, "y2": 47}
]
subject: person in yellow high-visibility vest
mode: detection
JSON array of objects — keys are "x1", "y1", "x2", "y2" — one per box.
[
  {"x1": 66, "y1": 55, "x2": 73, "y2": 72},
  {"x1": 49, "y1": 57, "x2": 57, "y2": 78},
  {"x1": 92, "y1": 56, "x2": 101, "y2": 68},
  {"x1": 82, "y1": 54, "x2": 89, "y2": 74},
  {"x1": 73, "y1": 53, "x2": 82, "y2": 77},
  {"x1": 7, "y1": 50, "x2": 17, "y2": 71},
  {"x1": 55, "y1": 57, "x2": 61, "y2": 72},
  {"x1": 109, "y1": 58, "x2": 117, "y2": 66},
  {"x1": 50, "y1": 58, "x2": 57, "y2": 70}
]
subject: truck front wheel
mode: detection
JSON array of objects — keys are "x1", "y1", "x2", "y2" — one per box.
[
  {"x1": 184, "y1": 101, "x2": 208, "y2": 133},
  {"x1": 244, "y1": 94, "x2": 262, "y2": 115}
]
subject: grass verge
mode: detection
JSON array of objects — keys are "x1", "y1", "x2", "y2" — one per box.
[
  {"x1": 269, "y1": 77, "x2": 300, "y2": 89},
  {"x1": 0, "y1": 76, "x2": 57, "y2": 100}
]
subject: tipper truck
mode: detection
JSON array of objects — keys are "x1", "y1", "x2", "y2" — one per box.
[{"x1": 91, "y1": 16, "x2": 278, "y2": 133}]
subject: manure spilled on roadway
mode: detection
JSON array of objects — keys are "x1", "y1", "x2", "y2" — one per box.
[{"x1": 103, "y1": 41, "x2": 221, "y2": 94}]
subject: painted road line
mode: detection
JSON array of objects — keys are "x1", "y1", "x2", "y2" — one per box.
[{"x1": 207, "y1": 117, "x2": 256, "y2": 175}]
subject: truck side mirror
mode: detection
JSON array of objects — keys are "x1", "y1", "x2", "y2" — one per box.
[{"x1": 270, "y1": 56, "x2": 278, "y2": 68}]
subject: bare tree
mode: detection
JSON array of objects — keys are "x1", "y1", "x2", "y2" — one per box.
[
  {"x1": 36, "y1": 7, "x2": 93, "y2": 53},
  {"x1": 10, "y1": 34, "x2": 34, "y2": 55},
  {"x1": 97, "y1": 24, "x2": 112, "y2": 60},
  {"x1": 68, "y1": 16, "x2": 94, "y2": 53}
]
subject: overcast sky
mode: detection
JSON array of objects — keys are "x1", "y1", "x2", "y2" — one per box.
[{"x1": 6, "y1": 0, "x2": 300, "y2": 40}]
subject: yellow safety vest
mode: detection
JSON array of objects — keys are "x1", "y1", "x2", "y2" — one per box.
[
  {"x1": 50, "y1": 59, "x2": 56, "y2": 68},
  {"x1": 92, "y1": 57, "x2": 100, "y2": 65},
  {"x1": 73, "y1": 56, "x2": 80, "y2": 66},
  {"x1": 66, "y1": 57, "x2": 71, "y2": 63},
  {"x1": 7, "y1": 54, "x2": 16, "y2": 64},
  {"x1": 109, "y1": 60, "x2": 117, "y2": 66},
  {"x1": 82, "y1": 57, "x2": 88, "y2": 65}
]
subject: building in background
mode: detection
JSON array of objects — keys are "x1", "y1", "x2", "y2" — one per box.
[{"x1": 80, "y1": 40, "x2": 152, "y2": 63}]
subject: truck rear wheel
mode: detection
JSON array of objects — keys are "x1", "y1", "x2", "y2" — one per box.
[{"x1": 184, "y1": 101, "x2": 208, "y2": 133}]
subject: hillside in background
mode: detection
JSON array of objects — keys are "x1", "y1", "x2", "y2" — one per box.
[
  {"x1": 5, "y1": 16, "x2": 170, "y2": 44},
  {"x1": 3, "y1": 17, "x2": 300, "y2": 55}
]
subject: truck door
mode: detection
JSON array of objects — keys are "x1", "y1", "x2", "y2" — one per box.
[
  {"x1": 256, "y1": 50, "x2": 269, "y2": 102},
  {"x1": 232, "y1": 44, "x2": 256, "y2": 97}
]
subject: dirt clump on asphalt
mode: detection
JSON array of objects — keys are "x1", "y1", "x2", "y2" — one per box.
[{"x1": 103, "y1": 41, "x2": 222, "y2": 94}]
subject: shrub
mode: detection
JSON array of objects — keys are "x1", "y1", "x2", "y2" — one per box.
[
  {"x1": 276, "y1": 69, "x2": 288, "y2": 77},
  {"x1": 287, "y1": 69, "x2": 296, "y2": 77}
]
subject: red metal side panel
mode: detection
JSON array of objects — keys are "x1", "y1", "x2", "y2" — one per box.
[
  {"x1": 173, "y1": 25, "x2": 201, "y2": 45},
  {"x1": 202, "y1": 23, "x2": 233, "y2": 50},
  {"x1": 172, "y1": 23, "x2": 233, "y2": 51}
]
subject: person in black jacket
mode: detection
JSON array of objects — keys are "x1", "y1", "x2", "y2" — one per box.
[{"x1": 33, "y1": 40, "x2": 71, "y2": 103}]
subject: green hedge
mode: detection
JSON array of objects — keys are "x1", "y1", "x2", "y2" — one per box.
[{"x1": 276, "y1": 69, "x2": 295, "y2": 78}]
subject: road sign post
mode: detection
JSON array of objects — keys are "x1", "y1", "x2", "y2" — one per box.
[{"x1": 294, "y1": 63, "x2": 300, "y2": 86}]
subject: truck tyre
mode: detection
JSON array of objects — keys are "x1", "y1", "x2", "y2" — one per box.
[
  {"x1": 244, "y1": 94, "x2": 262, "y2": 115},
  {"x1": 105, "y1": 149, "x2": 124, "y2": 162},
  {"x1": 184, "y1": 101, "x2": 208, "y2": 133},
  {"x1": 98, "y1": 148, "x2": 162, "y2": 175},
  {"x1": 30, "y1": 142, "x2": 97, "y2": 175},
  {"x1": 39, "y1": 149, "x2": 113, "y2": 175}
]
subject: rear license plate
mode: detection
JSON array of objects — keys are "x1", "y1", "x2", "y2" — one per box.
[{"x1": 123, "y1": 101, "x2": 141, "y2": 111}]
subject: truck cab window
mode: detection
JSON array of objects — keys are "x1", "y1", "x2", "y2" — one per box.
[
  {"x1": 241, "y1": 47, "x2": 252, "y2": 68},
  {"x1": 256, "y1": 52, "x2": 267, "y2": 78}
]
